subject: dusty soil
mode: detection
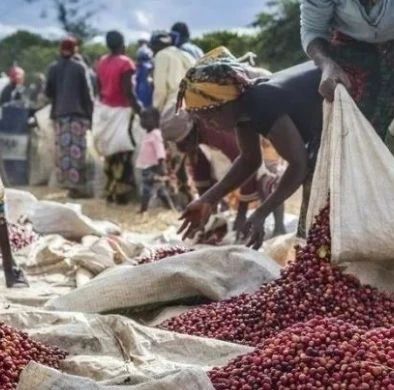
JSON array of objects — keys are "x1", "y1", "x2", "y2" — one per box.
[{"x1": 17, "y1": 186, "x2": 302, "y2": 234}]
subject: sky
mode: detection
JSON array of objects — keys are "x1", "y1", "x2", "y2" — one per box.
[{"x1": 0, "y1": 0, "x2": 270, "y2": 42}]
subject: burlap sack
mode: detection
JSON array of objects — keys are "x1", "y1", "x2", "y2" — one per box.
[
  {"x1": 24, "y1": 234, "x2": 148, "y2": 278},
  {"x1": 306, "y1": 86, "x2": 394, "y2": 291},
  {"x1": 92, "y1": 102, "x2": 134, "y2": 157},
  {"x1": 23, "y1": 235, "x2": 77, "y2": 276},
  {"x1": 18, "y1": 363, "x2": 215, "y2": 390},
  {"x1": 5, "y1": 189, "x2": 38, "y2": 224},
  {"x1": 46, "y1": 246, "x2": 281, "y2": 313},
  {"x1": 29, "y1": 105, "x2": 55, "y2": 186},
  {"x1": 27, "y1": 201, "x2": 120, "y2": 240},
  {"x1": 307, "y1": 85, "x2": 394, "y2": 263},
  {"x1": 0, "y1": 308, "x2": 250, "y2": 387}
]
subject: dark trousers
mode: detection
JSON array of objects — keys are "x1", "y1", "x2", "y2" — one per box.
[{"x1": 140, "y1": 166, "x2": 173, "y2": 212}]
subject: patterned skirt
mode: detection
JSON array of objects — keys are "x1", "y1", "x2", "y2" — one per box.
[
  {"x1": 332, "y1": 32, "x2": 394, "y2": 142},
  {"x1": 55, "y1": 116, "x2": 90, "y2": 190},
  {"x1": 298, "y1": 34, "x2": 394, "y2": 237}
]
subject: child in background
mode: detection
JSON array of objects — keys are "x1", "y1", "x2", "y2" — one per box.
[{"x1": 136, "y1": 108, "x2": 174, "y2": 213}]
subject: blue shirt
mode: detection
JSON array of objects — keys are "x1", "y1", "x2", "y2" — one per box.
[
  {"x1": 136, "y1": 61, "x2": 153, "y2": 108},
  {"x1": 180, "y1": 42, "x2": 204, "y2": 60},
  {"x1": 300, "y1": 0, "x2": 394, "y2": 52}
]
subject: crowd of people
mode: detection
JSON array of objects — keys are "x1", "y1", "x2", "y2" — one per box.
[{"x1": 0, "y1": 21, "x2": 287, "y2": 236}]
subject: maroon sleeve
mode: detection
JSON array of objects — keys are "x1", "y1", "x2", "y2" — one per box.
[{"x1": 202, "y1": 128, "x2": 260, "y2": 202}]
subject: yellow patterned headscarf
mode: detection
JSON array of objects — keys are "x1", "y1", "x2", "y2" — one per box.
[{"x1": 176, "y1": 46, "x2": 255, "y2": 112}]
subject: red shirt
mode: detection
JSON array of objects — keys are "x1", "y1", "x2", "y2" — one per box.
[{"x1": 97, "y1": 54, "x2": 136, "y2": 107}]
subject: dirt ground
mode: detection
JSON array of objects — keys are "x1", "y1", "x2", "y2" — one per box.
[{"x1": 17, "y1": 185, "x2": 302, "y2": 234}]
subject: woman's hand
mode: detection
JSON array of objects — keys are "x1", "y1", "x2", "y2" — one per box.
[
  {"x1": 241, "y1": 206, "x2": 267, "y2": 250},
  {"x1": 178, "y1": 199, "x2": 214, "y2": 240},
  {"x1": 319, "y1": 61, "x2": 351, "y2": 102}
]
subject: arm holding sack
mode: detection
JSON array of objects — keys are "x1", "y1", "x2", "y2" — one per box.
[
  {"x1": 300, "y1": 0, "x2": 351, "y2": 101},
  {"x1": 241, "y1": 115, "x2": 308, "y2": 249}
]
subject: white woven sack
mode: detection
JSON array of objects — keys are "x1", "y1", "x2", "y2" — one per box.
[
  {"x1": 29, "y1": 105, "x2": 55, "y2": 185},
  {"x1": 307, "y1": 85, "x2": 394, "y2": 264},
  {"x1": 17, "y1": 364, "x2": 215, "y2": 390},
  {"x1": 4, "y1": 189, "x2": 38, "y2": 224},
  {"x1": 46, "y1": 246, "x2": 281, "y2": 313},
  {"x1": 92, "y1": 101, "x2": 134, "y2": 157},
  {"x1": 27, "y1": 200, "x2": 120, "y2": 240},
  {"x1": 1, "y1": 308, "x2": 249, "y2": 388}
]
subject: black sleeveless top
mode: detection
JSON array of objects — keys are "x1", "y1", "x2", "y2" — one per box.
[{"x1": 238, "y1": 61, "x2": 322, "y2": 145}]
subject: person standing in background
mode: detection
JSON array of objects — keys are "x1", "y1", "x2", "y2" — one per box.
[
  {"x1": 95, "y1": 31, "x2": 142, "y2": 204},
  {"x1": 46, "y1": 37, "x2": 93, "y2": 199},
  {"x1": 72, "y1": 39, "x2": 98, "y2": 97},
  {"x1": 136, "y1": 108, "x2": 174, "y2": 213},
  {"x1": 135, "y1": 40, "x2": 154, "y2": 108},
  {"x1": 171, "y1": 22, "x2": 204, "y2": 60},
  {"x1": 150, "y1": 31, "x2": 196, "y2": 208},
  {"x1": 150, "y1": 31, "x2": 195, "y2": 113},
  {"x1": 0, "y1": 66, "x2": 26, "y2": 106}
]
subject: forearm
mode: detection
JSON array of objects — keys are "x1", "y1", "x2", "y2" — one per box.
[
  {"x1": 201, "y1": 156, "x2": 260, "y2": 204},
  {"x1": 300, "y1": 0, "x2": 335, "y2": 54},
  {"x1": 307, "y1": 38, "x2": 335, "y2": 69},
  {"x1": 125, "y1": 85, "x2": 140, "y2": 110},
  {"x1": 158, "y1": 159, "x2": 167, "y2": 175},
  {"x1": 196, "y1": 185, "x2": 211, "y2": 197},
  {"x1": 130, "y1": 93, "x2": 141, "y2": 111},
  {"x1": 257, "y1": 162, "x2": 307, "y2": 219},
  {"x1": 237, "y1": 201, "x2": 249, "y2": 217},
  {"x1": 121, "y1": 71, "x2": 141, "y2": 112}
]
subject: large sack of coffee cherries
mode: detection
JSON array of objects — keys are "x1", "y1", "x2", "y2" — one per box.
[
  {"x1": 159, "y1": 89, "x2": 394, "y2": 389},
  {"x1": 307, "y1": 85, "x2": 394, "y2": 266},
  {"x1": 161, "y1": 202, "x2": 394, "y2": 389}
]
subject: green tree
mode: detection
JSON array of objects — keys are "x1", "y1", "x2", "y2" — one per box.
[
  {"x1": 193, "y1": 31, "x2": 255, "y2": 58},
  {"x1": 25, "y1": 0, "x2": 102, "y2": 40},
  {"x1": 0, "y1": 31, "x2": 139, "y2": 80},
  {"x1": 253, "y1": 0, "x2": 306, "y2": 71},
  {"x1": 8, "y1": 1, "x2": 305, "y2": 77},
  {"x1": 0, "y1": 31, "x2": 57, "y2": 78},
  {"x1": 191, "y1": 1, "x2": 304, "y2": 71}
]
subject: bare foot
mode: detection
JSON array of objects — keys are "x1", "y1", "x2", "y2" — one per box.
[{"x1": 5, "y1": 267, "x2": 29, "y2": 288}]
